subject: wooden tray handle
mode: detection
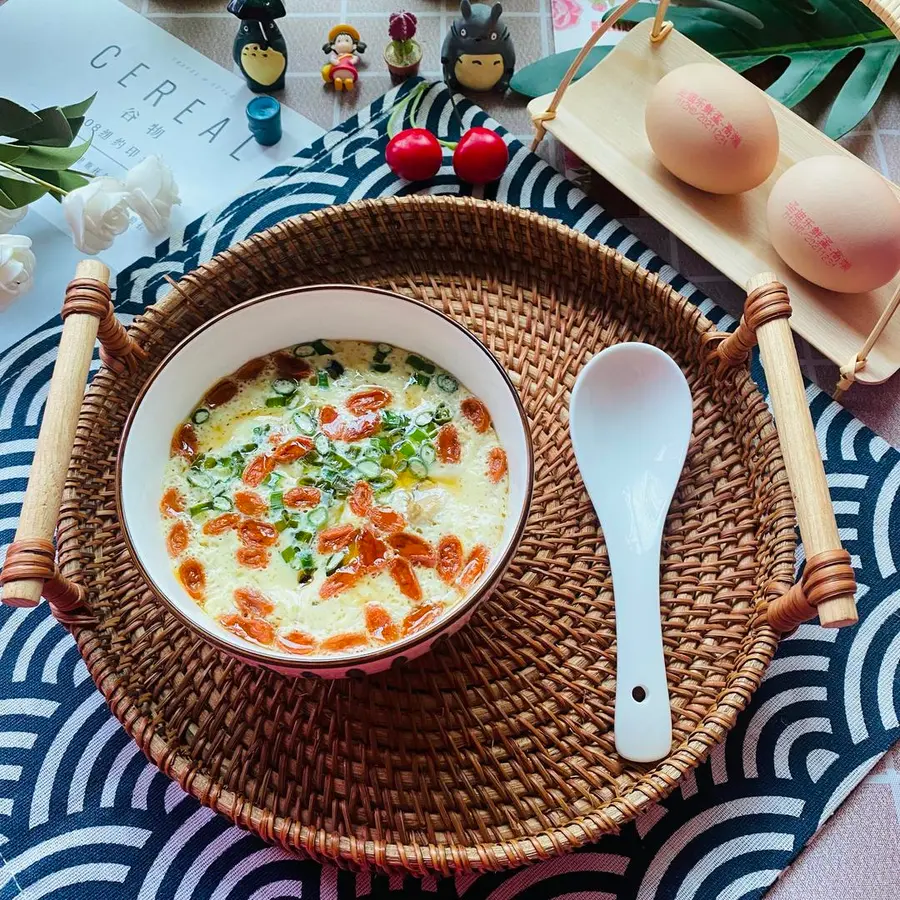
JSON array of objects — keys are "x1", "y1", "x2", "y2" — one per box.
[
  {"x1": 713, "y1": 273, "x2": 858, "y2": 632},
  {"x1": 0, "y1": 260, "x2": 144, "y2": 621},
  {"x1": 531, "y1": 0, "x2": 672, "y2": 151}
]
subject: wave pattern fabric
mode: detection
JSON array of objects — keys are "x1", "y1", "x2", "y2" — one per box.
[{"x1": 0, "y1": 81, "x2": 897, "y2": 900}]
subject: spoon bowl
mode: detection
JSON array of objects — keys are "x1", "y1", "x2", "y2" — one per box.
[{"x1": 570, "y1": 342, "x2": 693, "y2": 762}]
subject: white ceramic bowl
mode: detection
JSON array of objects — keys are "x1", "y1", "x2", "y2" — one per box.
[{"x1": 118, "y1": 285, "x2": 533, "y2": 677}]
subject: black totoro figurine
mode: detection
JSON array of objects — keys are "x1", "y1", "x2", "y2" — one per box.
[
  {"x1": 441, "y1": 1, "x2": 515, "y2": 93},
  {"x1": 228, "y1": 0, "x2": 288, "y2": 93}
]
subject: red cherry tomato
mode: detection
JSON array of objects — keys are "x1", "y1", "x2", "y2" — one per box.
[
  {"x1": 386, "y1": 128, "x2": 443, "y2": 181},
  {"x1": 452, "y1": 127, "x2": 509, "y2": 185}
]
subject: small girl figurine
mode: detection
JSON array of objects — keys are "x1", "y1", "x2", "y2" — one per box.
[{"x1": 322, "y1": 24, "x2": 366, "y2": 91}]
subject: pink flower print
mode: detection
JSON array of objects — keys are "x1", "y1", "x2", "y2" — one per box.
[{"x1": 552, "y1": 0, "x2": 582, "y2": 30}]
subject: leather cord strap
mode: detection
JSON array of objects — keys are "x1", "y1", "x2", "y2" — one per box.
[
  {"x1": 61, "y1": 276, "x2": 146, "y2": 374},
  {"x1": 767, "y1": 549, "x2": 856, "y2": 633},
  {"x1": 706, "y1": 282, "x2": 793, "y2": 369},
  {"x1": 0, "y1": 539, "x2": 92, "y2": 624}
]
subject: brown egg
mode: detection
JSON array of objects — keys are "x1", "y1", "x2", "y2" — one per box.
[
  {"x1": 645, "y1": 63, "x2": 779, "y2": 195},
  {"x1": 767, "y1": 156, "x2": 900, "y2": 294}
]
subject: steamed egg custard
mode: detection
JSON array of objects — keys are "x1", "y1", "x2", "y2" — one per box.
[{"x1": 160, "y1": 340, "x2": 509, "y2": 656}]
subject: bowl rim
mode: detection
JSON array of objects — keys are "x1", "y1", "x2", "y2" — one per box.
[{"x1": 115, "y1": 282, "x2": 534, "y2": 672}]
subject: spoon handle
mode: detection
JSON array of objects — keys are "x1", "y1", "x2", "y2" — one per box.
[{"x1": 608, "y1": 537, "x2": 672, "y2": 763}]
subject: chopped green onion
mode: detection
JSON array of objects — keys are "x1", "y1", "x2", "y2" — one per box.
[
  {"x1": 231, "y1": 449, "x2": 245, "y2": 469},
  {"x1": 406, "y1": 354, "x2": 435, "y2": 374},
  {"x1": 274, "y1": 519, "x2": 290, "y2": 532},
  {"x1": 189, "y1": 500, "x2": 214, "y2": 516},
  {"x1": 266, "y1": 396, "x2": 289, "y2": 407},
  {"x1": 396, "y1": 440, "x2": 417, "y2": 458},
  {"x1": 424, "y1": 422, "x2": 438, "y2": 439},
  {"x1": 292, "y1": 344, "x2": 316, "y2": 358},
  {"x1": 252, "y1": 424, "x2": 271, "y2": 437},
  {"x1": 308, "y1": 506, "x2": 328, "y2": 528},
  {"x1": 436, "y1": 373, "x2": 458, "y2": 393},
  {"x1": 382, "y1": 409, "x2": 408, "y2": 432},
  {"x1": 408, "y1": 457, "x2": 428, "y2": 478},
  {"x1": 270, "y1": 491, "x2": 284, "y2": 510},
  {"x1": 314, "y1": 433, "x2": 331, "y2": 455},
  {"x1": 370, "y1": 472, "x2": 397, "y2": 493},
  {"x1": 242, "y1": 442, "x2": 258, "y2": 453},
  {"x1": 421, "y1": 444, "x2": 436, "y2": 465},
  {"x1": 433, "y1": 402, "x2": 452, "y2": 424},
  {"x1": 303, "y1": 454, "x2": 324, "y2": 468},
  {"x1": 298, "y1": 548, "x2": 316, "y2": 569},
  {"x1": 332, "y1": 476, "x2": 353, "y2": 498},
  {"x1": 345, "y1": 444, "x2": 362, "y2": 459},
  {"x1": 203, "y1": 456, "x2": 217, "y2": 469},
  {"x1": 187, "y1": 470, "x2": 212, "y2": 489},
  {"x1": 372, "y1": 436, "x2": 392, "y2": 454},
  {"x1": 281, "y1": 546, "x2": 296, "y2": 564},
  {"x1": 325, "y1": 552, "x2": 346, "y2": 575},
  {"x1": 263, "y1": 471, "x2": 283, "y2": 487},
  {"x1": 213, "y1": 496, "x2": 233, "y2": 511},
  {"x1": 295, "y1": 530, "x2": 314, "y2": 547},
  {"x1": 328, "y1": 452, "x2": 354, "y2": 471},
  {"x1": 371, "y1": 362, "x2": 391, "y2": 374},
  {"x1": 325, "y1": 359, "x2": 344, "y2": 380},
  {"x1": 357, "y1": 459, "x2": 381, "y2": 479},
  {"x1": 311, "y1": 339, "x2": 334, "y2": 355},
  {"x1": 293, "y1": 412, "x2": 316, "y2": 435},
  {"x1": 409, "y1": 372, "x2": 431, "y2": 389},
  {"x1": 408, "y1": 427, "x2": 430, "y2": 444},
  {"x1": 376, "y1": 342, "x2": 392, "y2": 355},
  {"x1": 373, "y1": 349, "x2": 389, "y2": 364},
  {"x1": 273, "y1": 378, "x2": 296, "y2": 396},
  {"x1": 414, "y1": 411, "x2": 433, "y2": 426},
  {"x1": 394, "y1": 458, "x2": 408, "y2": 473},
  {"x1": 316, "y1": 370, "x2": 329, "y2": 389},
  {"x1": 297, "y1": 570, "x2": 314, "y2": 584},
  {"x1": 191, "y1": 408, "x2": 210, "y2": 425}
]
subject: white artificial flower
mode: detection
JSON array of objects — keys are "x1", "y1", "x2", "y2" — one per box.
[
  {"x1": 0, "y1": 204, "x2": 27, "y2": 234},
  {"x1": 62, "y1": 177, "x2": 131, "y2": 255},
  {"x1": 0, "y1": 234, "x2": 36, "y2": 309},
  {"x1": 125, "y1": 155, "x2": 180, "y2": 234}
]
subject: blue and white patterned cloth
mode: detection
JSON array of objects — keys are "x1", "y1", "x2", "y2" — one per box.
[{"x1": 0, "y1": 81, "x2": 897, "y2": 900}]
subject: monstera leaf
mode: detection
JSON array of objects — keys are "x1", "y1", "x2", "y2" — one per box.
[{"x1": 511, "y1": 0, "x2": 899, "y2": 138}]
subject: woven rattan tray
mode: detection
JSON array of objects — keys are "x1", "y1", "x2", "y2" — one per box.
[{"x1": 1, "y1": 197, "x2": 859, "y2": 873}]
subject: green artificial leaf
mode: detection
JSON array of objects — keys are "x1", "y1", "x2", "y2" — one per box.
[
  {"x1": 0, "y1": 98, "x2": 41, "y2": 137},
  {"x1": 511, "y1": 0, "x2": 899, "y2": 138},
  {"x1": 0, "y1": 175, "x2": 47, "y2": 210},
  {"x1": 0, "y1": 139, "x2": 91, "y2": 170},
  {"x1": 60, "y1": 93, "x2": 96, "y2": 120},
  {"x1": 10, "y1": 106, "x2": 73, "y2": 147},
  {"x1": 40, "y1": 168, "x2": 90, "y2": 203}
]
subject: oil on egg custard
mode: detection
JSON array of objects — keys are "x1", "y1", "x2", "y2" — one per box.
[{"x1": 160, "y1": 340, "x2": 509, "y2": 657}]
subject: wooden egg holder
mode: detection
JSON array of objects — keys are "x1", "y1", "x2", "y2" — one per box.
[{"x1": 528, "y1": 0, "x2": 900, "y2": 394}]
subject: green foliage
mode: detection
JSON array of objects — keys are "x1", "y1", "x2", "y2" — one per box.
[
  {"x1": 0, "y1": 93, "x2": 95, "y2": 209},
  {"x1": 511, "y1": 0, "x2": 898, "y2": 139}
]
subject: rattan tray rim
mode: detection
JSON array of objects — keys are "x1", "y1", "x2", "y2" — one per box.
[{"x1": 62, "y1": 197, "x2": 784, "y2": 874}]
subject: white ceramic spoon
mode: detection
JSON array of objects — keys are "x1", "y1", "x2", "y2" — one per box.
[{"x1": 569, "y1": 343, "x2": 693, "y2": 763}]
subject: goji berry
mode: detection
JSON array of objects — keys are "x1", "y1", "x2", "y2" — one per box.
[
  {"x1": 178, "y1": 558, "x2": 205, "y2": 599},
  {"x1": 461, "y1": 397, "x2": 491, "y2": 433},
  {"x1": 389, "y1": 557, "x2": 422, "y2": 602},
  {"x1": 436, "y1": 535, "x2": 463, "y2": 584},
  {"x1": 346, "y1": 387, "x2": 392, "y2": 416},
  {"x1": 388, "y1": 532, "x2": 436, "y2": 566}
]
